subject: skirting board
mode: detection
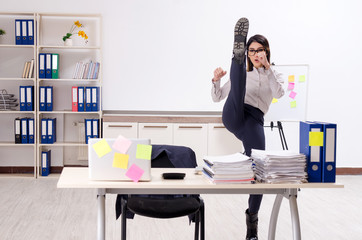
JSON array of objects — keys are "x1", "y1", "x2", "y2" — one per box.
[{"x1": 1, "y1": 167, "x2": 362, "y2": 175}]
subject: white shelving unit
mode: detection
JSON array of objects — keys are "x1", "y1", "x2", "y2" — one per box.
[
  {"x1": 0, "y1": 12, "x2": 37, "y2": 177},
  {"x1": 36, "y1": 13, "x2": 102, "y2": 178},
  {"x1": 0, "y1": 12, "x2": 102, "y2": 178}
]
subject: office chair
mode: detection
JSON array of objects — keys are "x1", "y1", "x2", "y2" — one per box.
[{"x1": 116, "y1": 145, "x2": 205, "y2": 240}]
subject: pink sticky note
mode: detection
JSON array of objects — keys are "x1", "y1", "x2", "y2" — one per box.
[
  {"x1": 125, "y1": 164, "x2": 144, "y2": 182},
  {"x1": 288, "y1": 82, "x2": 295, "y2": 90},
  {"x1": 112, "y1": 135, "x2": 132, "y2": 154},
  {"x1": 289, "y1": 91, "x2": 297, "y2": 99}
]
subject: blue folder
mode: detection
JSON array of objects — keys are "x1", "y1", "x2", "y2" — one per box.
[
  {"x1": 319, "y1": 122, "x2": 337, "y2": 183},
  {"x1": 85, "y1": 87, "x2": 92, "y2": 112},
  {"x1": 41, "y1": 150, "x2": 51, "y2": 176},
  {"x1": 27, "y1": 20, "x2": 34, "y2": 45},
  {"x1": 92, "y1": 119, "x2": 99, "y2": 138},
  {"x1": 15, "y1": 19, "x2": 22, "y2": 45},
  {"x1": 46, "y1": 86, "x2": 53, "y2": 111},
  {"x1": 85, "y1": 119, "x2": 93, "y2": 144},
  {"x1": 45, "y1": 53, "x2": 52, "y2": 79},
  {"x1": 28, "y1": 118, "x2": 34, "y2": 144},
  {"x1": 39, "y1": 53, "x2": 46, "y2": 79},
  {"x1": 47, "y1": 118, "x2": 56, "y2": 144},
  {"x1": 21, "y1": 118, "x2": 28, "y2": 144},
  {"x1": 41, "y1": 118, "x2": 48, "y2": 144},
  {"x1": 300, "y1": 121, "x2": 323, "y2": 182},
  {"x1": 19, "y1": 86, "x2": 27, "y2": 111},
  {"x1": 21, "y1": 20, "x2": 28, "y2": 44},
  {"x1": 78, "y1": 87, "x2": 85, "y2": 112},
  {"x1": 91, "y1": 87, "x2": 99, "y2": 111},
  {"x1": 26, "y1": 86, "x2": 34, "y2": 111},
  {"x1": 39, "y1": 86, "x2": 47, "y2": 111}
]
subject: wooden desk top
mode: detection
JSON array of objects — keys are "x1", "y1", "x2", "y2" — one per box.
[{"x1": 57, "y1": 168, "x2": 344, "y2": 194}]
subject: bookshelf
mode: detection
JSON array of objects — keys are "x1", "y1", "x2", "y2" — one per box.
[
  {"x1": 36, "y1": 13, "x2": 102, "y2": 178},
  {"x1": 0, "y1": 12, "x2": 36, "y2": 177},
  {"x1": 0, "y1": 12, "x2": 102, "y2": 178}
]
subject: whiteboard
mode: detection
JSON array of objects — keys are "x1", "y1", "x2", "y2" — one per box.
[{"x1": 265, "y1": 64, "x2": 309, "y2": 122}]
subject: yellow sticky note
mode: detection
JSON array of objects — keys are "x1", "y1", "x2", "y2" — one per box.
[
  {"x1": 309, "y1": 132, "x2": 324, "y2": 146},
  {"x1": 299, "y1": 75, "x2": 306, "y2": 82},
  {"x1": 290, "y1": 101, "x2": 297, "y2": 108},
  {"x1": 92, "y1": 139, "x2": 112, "y2": 158},
  {"x1": 288, "y1": 75, "x2": 295, "y2": 83},
  {"x1": 112, "y1": 153, "x2": 129, "y2": 169},
  {"x1": 136, "y1": 144, "x2": 152, "y2": 160},
  {"x1": 272, "y1": 98, "x2": 278, "y2": 103}
]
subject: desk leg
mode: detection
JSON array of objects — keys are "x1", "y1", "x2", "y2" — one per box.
[
  {"x1": 268, "y1": 194, "x2": 283, "y2": 240},
  {"x1": 97, "y1": 189, "x2": 106, "y2": 240},
  {"x1": 289, "y1": 193, "x2": 301, "y2": 240}
]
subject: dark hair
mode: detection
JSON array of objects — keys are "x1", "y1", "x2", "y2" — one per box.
[{"x1": 246, "y1": 34, "x2": 270, "y2": 72}]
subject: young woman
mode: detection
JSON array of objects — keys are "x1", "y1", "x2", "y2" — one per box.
[{"x1": 211, "y1": 18, "x2": 285, "y2": 240}]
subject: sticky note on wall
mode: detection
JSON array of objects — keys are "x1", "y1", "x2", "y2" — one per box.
[
  {"x1": 288, "y1": 82, "x2": 295, "y2": 90},
  {"x1": 299, "y1": 75, "x2": 306, "y2": 82},
  {"x1": 309, "y1": 132, "x2": 324, "y2": 146},
  {"x1": 288, "y1": 75, "x2": 295, "y2": 82}
]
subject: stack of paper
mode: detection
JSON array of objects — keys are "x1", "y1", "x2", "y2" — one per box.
[
  {"x1": 251, "y1": 149, "x2": 307, "y2": 184},
  {"x1": 202, "y1": 152, "x2": 255, "y2": 184},
  {"x1": 0, "y1": 90, "x2": 18, "y2": 111}
]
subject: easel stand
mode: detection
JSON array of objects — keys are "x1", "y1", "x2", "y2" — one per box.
[{"x1": 265, "y1": 121, "x2": 289, "y2": 150}]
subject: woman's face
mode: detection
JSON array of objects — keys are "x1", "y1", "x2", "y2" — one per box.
[{"x1": 248, "y1": 41, "x2": 266, "y2": 69}]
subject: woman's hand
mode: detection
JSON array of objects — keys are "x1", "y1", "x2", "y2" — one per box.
[
  {"x1": 213, "y1": 67, "x2": 227, "y2": 82},
  {"x1": 257, "y1": 51, "x2": 270, "y2": 70}
]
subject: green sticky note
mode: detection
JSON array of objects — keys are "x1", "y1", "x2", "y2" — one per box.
[
  {"x1": 309, "y1": 132, "x2": 324, "y2": 146},
  {"x1": 136, "y1": 144, "x2": 152, "y2": 160},
  {"x1": 290, "y1": 101, "x2": 297, "y2": 108},
  {"x1": 299, "y1": 75, "x2": 306, "y2": 82},
  {"x1": 112, "y1": 153, "x2": 129, "y2": 169},
  {"x1": 92, "y1": 139, "x2": 112, "y2": 158}
]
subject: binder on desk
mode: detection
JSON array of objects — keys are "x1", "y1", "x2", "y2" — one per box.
[
  {"x1": 21, "y1": 20, "x2": 28, "y2": 44},
  {"x1": 14, "y1": 118, "x2": 21, "y2": 144},
  {"x1": 71, "y1": 86, "x2": 78, "y2": 112},
  {"x1": 300, "y1": 121, "x2": 323, "y2": 182},
  {"x1": 19, "y1": 86, "x2": 27, "y2": 111},
  {"x1": 46, "y1": 86, "x2": 53, "y2": 111},
  {"x1": 319, "y1": 122, "x2": 337, "y2": 183},
  {"x1": 47, "y1": 118, "x2": 56, "y2": 144},
  {"x1": 27, "y1": 20, "x2": 34, "y2": 45},
  {"x1": 78, "y1": 87, "x2": 85, "y2": 112},
  {"x1": 41, "y1": 150, "x2": 51, "y2": 176},
  {"x1": 21, "y1": 118, "x2": 28, "y2": 144},
  {"x1": 41, "y1": 118, "x2": 48, "y2": 144},
  {"x1": 85, "y1": 87, "x2": 92, "y2": 112},
  {"x1": 26, "y1": 86, "x2": 34, "y2": 111},
  {"x1": 15, "y1": 19, "x2": 22, "y2": 45},
  {"x1": 91, "y1": 87, "x2": 99, "y2": 111},
  {"x1": 39, "y1": 86, "x2": 46, "y2": 111},
  {"x1": 52, "y1": 54, "x2": 59, "y2": 79},
  {"x1": 45, "y1": 53, "x2": 52, "y2": 79},
  {"x1": 92, "y1": 119, "x2": 99, "y2": 138},
  {"x1": 39, "y1": 53, "x2": 46, "y2": 79},
  {"x1": 28, "y1": 118, "x2": 34, "y2": 144}
]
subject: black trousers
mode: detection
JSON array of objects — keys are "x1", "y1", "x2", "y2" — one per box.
[{"x1": 222, "y1": 58, "x2": 265, "y2": 214}]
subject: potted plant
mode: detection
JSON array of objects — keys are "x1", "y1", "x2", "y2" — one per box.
[
  {"x1": 63, "y1": 21, "x2": 88, "y2": 46},
  {"x1": 0, "y1": 29, "x2": 5, "y2": 44}
]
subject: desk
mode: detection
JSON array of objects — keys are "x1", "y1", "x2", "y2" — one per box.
[{"x1": 57, "y1": 167, "x2": 343, "y2": 240}]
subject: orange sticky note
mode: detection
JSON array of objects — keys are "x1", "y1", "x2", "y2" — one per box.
[
  {"x1": 309, "y1": 132, "x2": 324, "y2": 146},
  {"x1": 288, "y1": 75, "x2": 295, "y2": 82},
  {"x1": 112, "y1": 153, "x2": 129, "y2": 169}
]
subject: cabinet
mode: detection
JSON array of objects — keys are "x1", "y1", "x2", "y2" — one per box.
[
  {"x1": 36, "y1": 13, "x2": 102, "y2": 177},
  {"x1": 103, "y1": 122, "x2": 138, "y2": 139},
  {"x1": 0, "y1": 12, "x2": 37, "y2": 177},
  {"x1": 207, "y1": 123, "x2": 244, "y2": 155}
]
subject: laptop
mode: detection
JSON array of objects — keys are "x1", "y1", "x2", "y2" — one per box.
[{"x1": 88, "y1": 138, "x2": 152, "y2": 181}]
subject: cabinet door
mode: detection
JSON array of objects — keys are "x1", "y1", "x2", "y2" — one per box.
[
  {"x1": 138, "y1": 123, "x2": 173, "y2": 145},
  {"x1": 207, "y1": 124, "x2": 243, "y2": 156},
  {"x1": 103, "y1": 122, "x2": 138, "y2": 138},
  {"x1": 173, "y1": 123, "x2": 208, "y2": 166}
]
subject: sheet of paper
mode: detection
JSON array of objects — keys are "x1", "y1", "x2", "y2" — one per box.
[
  {"x1": 136, "y1": 144, "x2": 152, "y2": 160},
  {"x1": 309, "y1": 132, "x2": 324, "y2": 146},
  {"x1": 92, "y1": 139, "x2": 112, "y2": 158},
  {"x1": 112, "y1": 152, "x2": 129, "y2": 169},
  {"x1": 112, "y1": 135, "x2": 132, "y2": 154},
  {"x1": 125, "y1": 164, "x2": 144, "y2": 182}
]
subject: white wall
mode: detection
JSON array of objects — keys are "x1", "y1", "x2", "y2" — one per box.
[{"x1": 1, "y1": 0, "x2": 362, "y2": 167}]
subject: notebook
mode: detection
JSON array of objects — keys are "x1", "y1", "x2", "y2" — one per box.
[{"x1": 88, "y1": 138, "x2": 152, "y2": 181}]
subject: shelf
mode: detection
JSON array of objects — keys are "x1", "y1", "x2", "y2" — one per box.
[
  {"x1": 0, "y1": 173, "x2": 35, "y2": 178},
  {"x1": 0, "y1": 143, "x2": 35, "y2": 146},
  {"x1": 0, "y1": 111, "x2": 35, "y2": 114},
  {"x1": 0, "y1": 78, "x2": 35, "y2": 81},
  {"x1": 39, "y1": 142, "x2": 88, "y2": 147},
  {"x1": 0, "y1": 44, "x2": 35, "y2": 49},
  {"x1": 38, "y1": 78, "x2": 100, "y2": 82},
  {"x1": 38, "y1": 110, "x2": 101, "y2": 114},
  {"x1": 38, "y1": 45, "x2": 101, "y2": 50}
]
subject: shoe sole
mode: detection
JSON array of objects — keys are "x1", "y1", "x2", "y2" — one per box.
[{"x1": 233, "y1": 18, "x2": 249, "y2": 57}]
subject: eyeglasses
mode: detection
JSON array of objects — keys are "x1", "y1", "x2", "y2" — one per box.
[{"x1": 248, "y1": 48, "x2": 265, "y2": 56}]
